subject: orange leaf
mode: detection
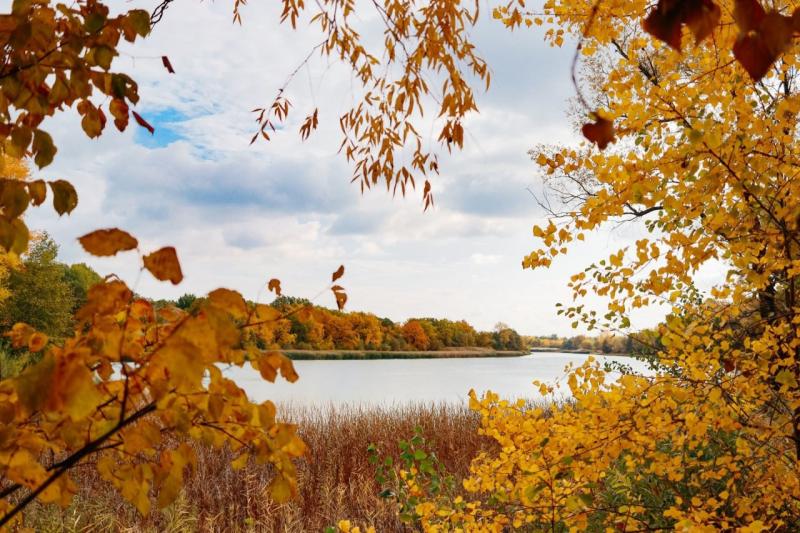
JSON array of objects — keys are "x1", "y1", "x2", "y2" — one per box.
[
  {"x1": 143, "y1": 247, "x2": 183, "y2": 284},
  {"x1": 109, "y1": 98, "x2": 129, "y2": 132},
  {"x1": 268, "y1": 278, "x2": 282, "y2": 296},
  {"x1": 5, "y1": 322, "x2": 35, "y2": 349},
  {"x1": 332, "y1": 286, "x2": 347, "y2": 310},
  {"x1": 27, "y1": 332, "x2": 48, "y2": 353},
  {"x1": 581, "y1": 114, "x2": 615, "y2": 150},
  {"x1": 79, "y1": 228, "x2": 138, "y2": 256}
]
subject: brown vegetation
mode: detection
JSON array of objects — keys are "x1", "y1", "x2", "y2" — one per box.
[{"x1": 21, "y1": 403, "x2": 489, "y2": 532}]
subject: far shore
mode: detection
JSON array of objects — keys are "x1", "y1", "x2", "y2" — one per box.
[
  {"x1": 529, "y1": 347, "x2": 633, "y2": 357},
  {"x1": 279, "y1": 348, "x2": 638, "y2": 360},
  {"x1": 281, "y1": 348, "x2": 529, "y2": 360}
]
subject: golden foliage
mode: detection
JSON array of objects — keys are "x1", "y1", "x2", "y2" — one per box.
[
  {"x1": 0, "y1": 229, "x2": 348, "y2": 527},
  {"x1": 402, "y1": 0, "x2": 800, "y2": 530}
]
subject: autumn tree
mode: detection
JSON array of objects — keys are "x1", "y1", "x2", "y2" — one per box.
[
  {"x1": 406, "y1": 0, "x2": 800, "y2": 531},
  {"x1": 0, "y1": 235, "x2": 74, "y2": 338},
  {"x1": 61, "y1": 262, "x2": 102, "y2": 311},
  {"x1": 402, "y1": 320, "x2": 431, "y2": 351}
]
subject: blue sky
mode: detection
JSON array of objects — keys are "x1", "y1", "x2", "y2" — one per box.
[{"x1": 24, "y1": 0, "x2": 669, "y2": 336}]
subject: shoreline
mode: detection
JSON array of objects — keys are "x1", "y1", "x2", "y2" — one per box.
[
  {"x1": 529, "y1": 347, "x2": 635, "y2": 357},
  {"x1": 281, "y1": 349, "x2": 529, "y2": 360},
  {"x1": 280, "y1": 349, "x2": 637, "y2": 360}
]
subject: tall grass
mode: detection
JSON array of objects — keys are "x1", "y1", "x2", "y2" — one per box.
[{"x1": 21, "y1": 403, "x2": 489, "y2": 532}]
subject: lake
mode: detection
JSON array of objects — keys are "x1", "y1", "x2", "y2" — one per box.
[{"x1": 222, "y1": 353, "x2": 649, "y2": 406}]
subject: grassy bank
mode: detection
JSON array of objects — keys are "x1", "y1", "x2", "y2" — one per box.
[
  {"x1": 21, "y1": 404, "x2": 491, "y2": 532},
  {"x1": 283, "y1": 347, "x2": 528, "y2": 360}
]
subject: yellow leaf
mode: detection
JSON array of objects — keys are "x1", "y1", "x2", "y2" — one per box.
[
  {"x1": 231, "y1": 453, "x2": 249, "y2": 470},
  {"x1": 76, "y1": 280, "x2": 133, "y2": 323},
  {"x1": 8, "y1": 450, "x2": 48, "y2": 489},
  {"x1": 255, "y1": 352, "x2": 279, "y2": 382},
  {"x1": 51, "y1": 355, "x2": 105, "y2": 420},
  {"x1": 775, "y1": 369, "x2": 798, "y2": 389},
  {"x1": 207, "y1": 288, "x2": 247, "y2": 319},
  {"x1": 268, "y1": 475, "x2": 294, "y2": 503},
  {"x1": 268, "y1": 278, "x2": 282, "y2": 296},
  {"x1": 280, "y1": 355, "x2": 299, "y2": 383},
  {"x1": 14, "y1": 352, "x2": 55, "y2": 413}
]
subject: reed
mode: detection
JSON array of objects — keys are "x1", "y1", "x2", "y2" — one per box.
[{"x1": 21, "y1": 403, "x2": 490, "y2": 532}]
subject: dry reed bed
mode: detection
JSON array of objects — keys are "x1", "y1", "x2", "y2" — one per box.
[{"x1": 23, "y1": 402, "x2": 490, "y2": 532}]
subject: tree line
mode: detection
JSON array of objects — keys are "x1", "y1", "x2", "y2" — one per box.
[
  {"x1": 527, "y1": 330, "x2": 662, "y2": 356},
  {"x1": 0, "y1": 238, "x2": 524, "y2": 357},
  {"x1": 161, "y1": 294, "x2": 525, "y2": 352}
]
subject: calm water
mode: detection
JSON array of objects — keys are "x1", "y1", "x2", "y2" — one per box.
[{"x1": 221, "y1": 353, "x2": 648, "y2": 406}]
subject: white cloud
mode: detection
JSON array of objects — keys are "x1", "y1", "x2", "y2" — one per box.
[{"x1": 20, "y1": 0, "x2": 679, "y2": 336}]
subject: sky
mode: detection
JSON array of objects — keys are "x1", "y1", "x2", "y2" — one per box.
[{"x1": 23, "y1": 0, "x2": 669, "y2": 336}]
